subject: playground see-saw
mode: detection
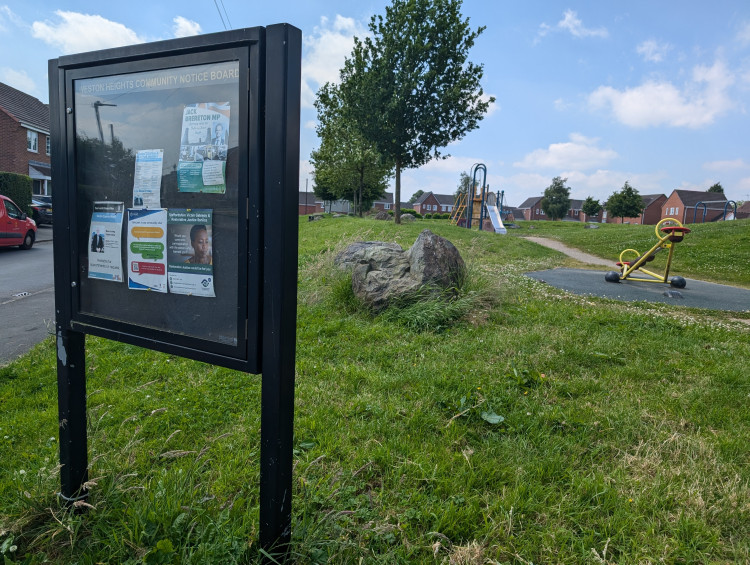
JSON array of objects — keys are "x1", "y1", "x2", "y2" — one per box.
[{"x1": 605, "y1": 218, "x2": 691, "y2": 288}]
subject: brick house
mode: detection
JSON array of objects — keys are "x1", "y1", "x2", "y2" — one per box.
[
  {"x1": 0, "y1": 82, "x2": 51, "y2": 196},
  {"x1": 661, "y1": 190, "x2": 728, "y2": 223},
  {"x1": 517, "y1": 196, "x2": 547, "y2": 220},
  {"x1": 603, "y1": 193, "x2": 666, "y2": 225},
  {"x1": 734, "y1": 201, "x2": 750, "y2": 219},
  {"x1": 414, "y1": 191, "x2": 455, "y2": 215},
  {"x1": 298, "y1": 191, "x2": 322, "y2": 215},
  {"x1": 372, "y1": 191, "x2": 394, "y2": 212}
]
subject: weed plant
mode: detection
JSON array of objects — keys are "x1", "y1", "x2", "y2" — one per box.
[{"x1": 1, "y1": 216, "x2": 748, "y2": 564}]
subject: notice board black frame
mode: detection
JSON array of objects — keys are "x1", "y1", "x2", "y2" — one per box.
[{"x1": 49, "y1": 24, "x2": 300, "y2": 552}]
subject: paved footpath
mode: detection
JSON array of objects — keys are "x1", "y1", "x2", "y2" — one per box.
[{"x1": 523, "y1": 236, "x2": 614, "y2": 267}]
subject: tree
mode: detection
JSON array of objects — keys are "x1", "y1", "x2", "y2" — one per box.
[
  {"x1": 606, "y1": 181, "x2": 643, "y2": 222},
  {"x1": 408, "y1": 189, "x2": 424, "y2": 204},
  {"x1": 311, "y1": 83, "x2": 392, "y2": 216},
  {"x1": 582, "y1": 196, "x2": 602, "y2": 218},
  {"x1": 338, "y1": 0, "x2": 494, "y2": 223},
  {"x1": 455, "y1": 171, "x2": 472, "y2": 197},
  {"x1": 541, "y1": 177, "x2": 571, "y2": 221},
  {"x1": 707, "y1": 182, "x2": 724, "y2": 193}
]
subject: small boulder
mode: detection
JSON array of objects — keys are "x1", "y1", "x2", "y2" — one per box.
[
  {"x1": 375, "y1": 210, "x2": 392, "y2": 221},
  {"x1": 401, "y1": 213, "x2": 416, "y2": 222},
  {"x1": 335, "y1": 230, "x2": 466, "y2": 312}
]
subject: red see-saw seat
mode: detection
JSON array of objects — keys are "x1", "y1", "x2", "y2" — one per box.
[{"x1": 660, "y1": 226, "x2": 691, "y2": 242}]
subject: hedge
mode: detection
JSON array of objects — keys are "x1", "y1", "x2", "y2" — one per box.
[{"x1": 0, "y1": 172, "x2": 32, "y2": 215}]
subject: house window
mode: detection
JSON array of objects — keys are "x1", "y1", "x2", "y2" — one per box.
[
  {"x1": 27, "y1": 130, "x2": 38, "y2": 152},
  {"x1": 384, "y1": 203, "x2": 391, "y2": 209},
  {"x1": 674, "y1": 207, "x2": 679, "y2": 216},
  {"x1": 46, "y1": 136, "x2": 51, "y2": 156}
]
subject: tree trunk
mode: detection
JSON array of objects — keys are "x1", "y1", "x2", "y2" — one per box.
[
  {"x1": 359, "y1": 169, "x2": 364, "y2": 217},
  {"x1": 395, "y1": 160, "x2": 402, "y2": 224}
]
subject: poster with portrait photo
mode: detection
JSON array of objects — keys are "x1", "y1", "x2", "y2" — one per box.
[
  {"x1": 177, "y1": 102, "x2": 229, "y2": 194},
  {"x1": 167, "y1": 208, "x2": 215, "y2": 297}
]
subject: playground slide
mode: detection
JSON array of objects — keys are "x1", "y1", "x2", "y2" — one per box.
[{"x1": 485, "y1": 204, "x2": 507, "y2": 234}]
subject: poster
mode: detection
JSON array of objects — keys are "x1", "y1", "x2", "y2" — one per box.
[
  {"x1": 132, "y1": 149, "x2": 164, "y2": 208},
  {"x1": 88, "y1": 201, "x2": 124, "y2": 282},
  {"x1": 167, "y1": 209, "x2": 215, "y2": 297},
  {"x1": 177, "y1": 102, "x2": 229, "y2": 193},
  {"x1": 127, "y1": 208, "x2": 168, "y2": 293}
]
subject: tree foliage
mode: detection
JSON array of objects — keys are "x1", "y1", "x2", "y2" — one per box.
[
  {"x1": 541, "y1": 177, "x2": 571, "y2": 221},
  {"x1": 455, "y1": 171, "x2": 472, "y2": 197},
  {"x1": 311, "y1": 83, "x2": 392, "y2": 216},
  {"x1": 606, "y1": 181, "x2": 643, "y2": 221},
  {"x1": 338, "y1": 0, "x2": 494, "y2": 223},
  {"x1": 582, "y1": 196, "x2": 602, "y2": 218},
  {"x1": 408, "y1": 189, "x2": 425, "y2": 204},
  {"x1": 707, "y1": 182, "x2": 724, "y2": 193}
]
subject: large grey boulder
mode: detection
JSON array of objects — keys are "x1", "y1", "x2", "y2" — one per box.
[{"x1": 334, "y1": 230, "x2": 465, "y2": 312}]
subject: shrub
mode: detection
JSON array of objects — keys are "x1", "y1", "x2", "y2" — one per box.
[
  {"x1": 424, "y1": 213, "x2": 433, "y2": 219},
  {"x1": 0, "y1": 172, "x2": 32, "y2": 215}
]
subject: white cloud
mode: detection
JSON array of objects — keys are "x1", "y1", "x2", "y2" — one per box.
[
  {"x1": 588, "y1": 60, "x2": 735, "y2": 128},
  {"x1": 301, "y1": 15, "x2": 369, "y2": 108},
  {"x1": 703, "y1": 158, "x2": 748, "y2": 171},
  {"x1": 0, "y1": 68, "x2": 36, "y2": 94},
  {"x1": 32, "y1": 11, "x2": 143, "y2": 54},
  {"x1": 737, "y1": 21, "x2": 750, "y2": 46},
  {"x1": 636, "y1": 39, "x2": 671, "y2": 63},
  {"x1": 0, "y1": 5, "x2": 24, "y2": 31},
  {"x1": 173, "y1": 16, "x2": 201, "y2": 38},
  {"x1": 538, "y1": 10, "x2": 608, "y2": 41},
  {"x1": 513, "y1": 133, "x2": 618, "y2": 171}
]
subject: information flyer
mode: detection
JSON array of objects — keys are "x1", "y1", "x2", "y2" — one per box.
[
  {"x1": 132, "y1": 149, "x2": 164, "y2": 208},
  {"x1": 127, "y1": 208, "x2": 168, "y2": 292},
  {"x1": 167, "y1": 208, "x2": 215, "y2": 297},
  {"x1": 177, "y1": 102, "x2": 229, "y2": 194},
  {"x1": 88, "y1": 201, "x2": 124, "y2": 282}
]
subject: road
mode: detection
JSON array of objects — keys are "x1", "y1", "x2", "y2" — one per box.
[{"x1": 0, "y1": 226, "x2": 55, "y2": 367}]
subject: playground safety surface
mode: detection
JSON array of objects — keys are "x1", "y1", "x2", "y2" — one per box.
[{"x1": 525, "y1": 268, "x2": 750, "y2": 312}]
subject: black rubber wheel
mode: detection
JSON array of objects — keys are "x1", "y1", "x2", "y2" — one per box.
[
  {"x1": 604, "y1": 271, "x2": 621, "y2": 283},
  {"x1": 19, "y1": 230, "x2": 35, "y2": 250},
  {"x1": 670, "y1": 276, "x2": 686, "y2": 289}
]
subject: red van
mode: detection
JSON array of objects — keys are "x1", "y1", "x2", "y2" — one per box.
[{"x1": 0, "y1": 194, "x2": 37, "y2": 249}]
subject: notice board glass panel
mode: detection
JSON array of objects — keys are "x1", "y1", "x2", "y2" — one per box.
[{"x1": 73, "y1": 60, "x2": 243, "y2": 346}]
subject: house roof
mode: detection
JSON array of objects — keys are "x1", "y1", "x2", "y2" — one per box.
[
  {"x1": 413, "y1": 192, "x2": 432, "y2": 205},
  {"x1": 434, "y1": 193, "x2": 455, "y2": 205},
  {"x1": 298, "y1": 191, "x2": 319, "y2": 206},
  {"x1": 671, "y1": 189, "x2": 727, "y2": 207},
  {"x1": 0, "y1": 82, "x2": 49, "y2": 132},
  {"x1": 373, "y1": 191, "x2": 393, "y2": 205},
  {"x1": 517, "y1": 196, "x2": 543, "y2": 209},
  {"x1": 641, "y1": 194, "x2": 666, "y2": 207}
]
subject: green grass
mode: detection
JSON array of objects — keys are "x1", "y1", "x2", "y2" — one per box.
[{"x1": 1, "y1": 216, "x2": 749, "y2": 564}]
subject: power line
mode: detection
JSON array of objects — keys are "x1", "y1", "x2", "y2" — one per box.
[
  {"x1": 213, "y1": 0, "x2": 227, "y2": 30},
  {"x1": 219, "y1": 0, "x2": 232, "y2": 29},
  {"x1": 213, "y1": 0, "x2": 232, "y2": 30}
]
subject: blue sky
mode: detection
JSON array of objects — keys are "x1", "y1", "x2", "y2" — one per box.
[{"x1": 2, "y1": 1, "x2": 750, "y2": 207}]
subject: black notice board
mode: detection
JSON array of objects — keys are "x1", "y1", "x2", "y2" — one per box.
[{"x1": 50, "y1": 30, "x2": 274, "y2": 373}]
